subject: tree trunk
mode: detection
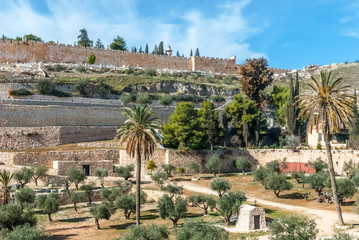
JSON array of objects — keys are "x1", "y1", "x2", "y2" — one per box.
[
  {"x1": 242, "y1": 170, "x2": 245, "y2": 175},
  {"x1": 210, "y1": 143, "x2": 213, "y2": 151},
  {"x1": 95, "y1": 219, "x2": 100, "y2": 229},
  {"x1": 204, "y1": 208, "x2": 208, "y2": 215},
  {"x1": 88, "y1": 195, "x2": 92, "y2": 204},
  {"x1": 274, "y1": 190, "x2": 280, "y2": 198},
  {"x1": 323, "y1": 118, "x2": 345, "y2": 225},
  {"x1": 34, "y1": 178, "x2": 38, "y2": 186},
  {"x1": 48, "y1": 213, "x2": 52, "y2": 222},
  {"x1": 136, "y1": 148, "x2": 141, "y2": 225},
  {"x1": 74, "y1": 203, "x2": 78, "y2": 213}
]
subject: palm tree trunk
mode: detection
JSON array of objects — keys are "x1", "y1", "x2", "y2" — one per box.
[
  {"x1": 323, "y1": 118, "x2": 345, "y2": 225},
  {"x1": 136, "y1": 147, "x2": 141, "y2": 225}
]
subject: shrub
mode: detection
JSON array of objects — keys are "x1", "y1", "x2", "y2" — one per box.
[
  {"x1": 336, "y1": 179, "x2": 357, "y2": 203},
  {"x1": 343, "y1": 159, "x2": 358, "y2": 179},
  {"x1": 90, "y1": 201, "x2": 116, "y2": 229},
  {"x1": 120, "y1": 93, "x2": 133, "y2": 104},
  {"x1": 262, "y1": 173, "x2": 293, "y2": 198},
  {"x1": 179, "y1": 167, "x2": 185, "y2": 176},
  {"x1": 147, "y1": 160, "x2": 157, "y2": 174},
  {"x1": 253, "y1": 166, "x2": 272, "y2": 182},
  {"x1": 67, "y1": 167, "x2": 87, "y2": 190},
  {"x1": 157, "y1": 194, "x2": 187, "y2": 226},
  {"x1": 88, "y1": 53, "x2": 96, "y2": 64},
  {"x1": 0, "y1": 223, "x2": 49, "y2": 240},
  {"x1": 115, "y1": 164, "x2": 134, "y2": 181},
  {"x1": 0, "y1": 203, "x2": 36, "y2": 230},
  {"x1": 53, "y1": 64, "x2": 64, "y2": 72},
  {"x1": 125, "y1": 67, "x2": 134, "y2": 74},
  {"x1": 159, "y1": 95, "x2": 173, "y2": 106},
  {"x1": 161, "y1": 183, "x2": 183, "y2": 197},
  {"x1": 234, "y1": 157, "x2": 251, "y2": 175},
  {"x1": 308, "y1": 157, "x2": 327, "y2": 172},
  {"x1": 14, "y1": 188, "x2": 36, "y2": 209},
  {"x1": 36, "y1": 79, "x2": 53, "y2": 95},
  {"x1": 210, "y1": 178, "x2": 231, "y2": 197},
  {"x1": 76, "y1": 65, "x2": 87, "y2": 73},
  {"x1": 223, "y1": 75, "x2": 234, "y2": 85},
  {"x1": 162, "y1": 164, "x2": 175, "y2": 177},
  {"x1": 218, "y1": 191, "x2": 246, "y2": 225},
  {"x1": 188, "y1": 194, "x2": 216, "y2": 215},
  {"x1": 205, "y1": 154, "x2": 221, "y2": 176},
  {"x1": 136, "y1": 93, "x2": 152, "y2": 104},
  {"x1": 145, "y1": 68, "x2": 157, "y2": 76},
  {"x1": 51, "y1": 89, "x2": 70, "y2": 97},
  {"x1": 119, "y1": 224, "x2": 169, "y2": 240},
  {"x1": 206, "y1": 75, "x2": 215, "y2": 83},
  {"x1": 37, "y1": 192, "x2": 60, "y2": 222},
  {"x1": 175, "y1": 220, "x2": 229, "y2": 240},
  {"x1": 95, "y1": 168, "x2": 108, "y2": 188},
  {"x1": 212, "y1": 95, "x2": 225, "y2": 102},
  {"x1": 9, "y1": 88, "x2": 33, "y2": 96},
  {"x1": 74, "y1": 79, "x2": 89, "y2": 95},
  {"x1": 286, "y1": 135, "x2": 300, "y2": 151},
  {"x1": 14, "y1": 167, "x2": 34, "y2": 188},
  {"x1": 269, "y1": 216, "x2": 318, "y2": 240},
  {"x1": 317, "y1": 142, "x2": 322, "y2": 150}
]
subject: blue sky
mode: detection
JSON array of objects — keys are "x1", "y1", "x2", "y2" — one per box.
[{"x1": 1, "y1": 0, "x2": 359, "y2": 69}]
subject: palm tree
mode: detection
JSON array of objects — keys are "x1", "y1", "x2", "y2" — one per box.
[
  {"x1": 297, "y1": 70, "x2": 355, "y2": 225},
  {"x1": 115, "y1": 105, "x2": 161, "y2": 225},
  {"x1": 0, "y1": 170, "x2": 14, "y2": 205}
]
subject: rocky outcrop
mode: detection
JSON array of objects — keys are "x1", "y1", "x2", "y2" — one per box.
[{"x1": 123, "y1": 81, "x2": 240, "y2": 96}]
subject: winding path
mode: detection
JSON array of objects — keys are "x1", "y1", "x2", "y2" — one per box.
[{"x1": 177, "y1": 181, "x2": 358, "y2": 237}]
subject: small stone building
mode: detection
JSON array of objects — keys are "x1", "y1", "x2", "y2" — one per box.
[{"x1": 236, "y1": 204, "x2": 266, "y2": 232}]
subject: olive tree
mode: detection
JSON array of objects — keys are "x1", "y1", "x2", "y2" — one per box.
[
  {"x1": 14, "y1": 188, "x2": 36, "y2": 209},
  {"x1": 80, "y1": 184, "x2": 94, "y2": 204},
  {"x1": 119, "y1": 224, "x2": 169, "y2": 240},
  {"x1": 234, "y1": 157, "x2": 251, "y2": 175},
  {"x1": 210, "y1": 178, "x2": 231, "y2": 197},
  {"x1": 67, "y1": 167, "x2": 86, "y2": 190},
  {"x1": 115, "y1": 192, "x2": 146, "y2": 219},
  {"x1": 188, "y1": 194, "x2": 216, "y2": 215},
  {"x1": 115, "y1": 165, "x2": 134, "y2": 181},
  {"x1": 262, "y1": 173, "x2": 292, "y2": 198},
  {"x1": 161, "y1": 183, "x2": 183, "y2": 197},
  {"x1": 68, "y1": 191, "x2": 85, "y2": 213},
  {"x1": 157, "y1": 194, "x2": 187, "y2": 226},
  {"x1": 0, "y1": 223, "x2": 49, "y2": 240},
  {"x1": 161, "y1": 164, "x2": 175, "y2": 177},
  {"x1": 205, "y1": 155, "x2": 221, "y2": 176},
  {"x1": 306, "y1": 171, "x2": 329, "y2": 197},
  {"x1": 269, "y1": 216, "x2": 318, "y2": 240},
  {"x1": 14, "y1": 167, "x2": 34, "y2": 188},
  {"x1": 37, "y1": 192, "x2": 60, "y2": 222},
  {"x1": 31, "y1": 165, "x2": 48, "y2": 186},
  {"x1": 90, "y1": 201, "x2": 115, "y2": 229},
  {"x1": 175, "y1": 220, "x2": 229, "y2": 240},
  {"x1": 151, "y1": 171, "x2": 168, "y2": 189},
  {"x1": 95, "y1": 168, "x2": 108, "y2": 188},
  {"x1": 189, "y1": 162, "x2": 201, "y2": 179},
  {"x1": 218, "y1": 191, "x2": 246, "y2": 226},
  {"x1": 0, "y1": 203, "x2": 36, "y2": 230}
]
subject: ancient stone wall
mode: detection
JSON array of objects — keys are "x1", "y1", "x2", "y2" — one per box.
[
  {"x1": 0, "y1": 126, "x2": 117, "y2": 150},
  {"x1": 0, "y1": 40, "x2": 237, "y2": 73},
  {"x1": 54, "y1": 160, "x2": 115, "y2": 176}
]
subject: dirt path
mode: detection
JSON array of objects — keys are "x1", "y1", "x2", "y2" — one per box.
[{"x1": 177, "y1": 181, "x2": 358, "y2": 237}]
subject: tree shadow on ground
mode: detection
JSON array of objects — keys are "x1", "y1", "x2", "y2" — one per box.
[
  {"x1": 59, "y1": 217, "x2": 91, "y2": 223},
  {"x1": 109, "y1": 222, "x2": 135, "y2": 230},
  {"x1": 185, "y1": 212, "x2": 204, "y2": 219},
  {"x1": 341, "y1": 200, "x2": 356, "y2": 206},
  {"x1": 172, "y1": 178, "x2": 191, "y2": 182},
  {"x1": 279, "y1": 192, "x2": 305, "y2": 199},
  {"x1": 50, "y1": 234, "x2": 78, "y2": 240}
]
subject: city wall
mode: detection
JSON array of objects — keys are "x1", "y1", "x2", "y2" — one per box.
[{"x1": 0, "y1": 40, "x2": 238, "y2": 73}]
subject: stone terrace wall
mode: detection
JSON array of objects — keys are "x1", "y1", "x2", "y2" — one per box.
[
  {"x1": 54, "y1": 160, "x2": 114, "y2": 176},
  {"x1": 0, "y1": 40, "x2": 237, "y2": 74},
  {"x1": 0, "y1": 104, "x2": 174, "y2": 127},
  {"x1": 0, "y1": 126, "x2": 117, "y2": 150}
]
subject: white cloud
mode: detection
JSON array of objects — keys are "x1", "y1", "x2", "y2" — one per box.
[{"x1": 0, "y1": 0, "x2": 265, "y2": 62}]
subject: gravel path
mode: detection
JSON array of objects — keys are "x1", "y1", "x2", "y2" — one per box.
[{"x1": 178, "y1": 181, "x2": 358, "y2": 238}]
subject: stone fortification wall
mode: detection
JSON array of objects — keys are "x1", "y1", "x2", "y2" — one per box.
[
  {"x1": 0, "y1": 40, "x2": 237, "y2": 73},
  {"x1": 0, "y1": 103, "x2": 174, "y2": 127},
  {"x1": 0, "y1": 126, "x2": 117, "y2": 150}
]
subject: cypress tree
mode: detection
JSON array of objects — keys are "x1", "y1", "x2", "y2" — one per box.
[
  {"x1": 152, "y1": 45, "x2": 158, "y2": 54},
  {"x1": 145, "y1": 44, "x2": 149, "y2": 54},
  {"x1": 176, "y1": 51, "x2": 180, "y2": 57},
  {"x1": 190, "y1": 49, "x2": 193, "y2": 57},
  {"x1": 195, "y1": 48, "x2": 200, "y2": 57},
  {"x1": 139, "y1": 46, "x2": 143, "y2": 53},
  {"x1": 158, "y1": 41, "x2": 164, "y2": 55},
  {"x1": 287, "y1": 71, "x2": 300, "y2": 135}
]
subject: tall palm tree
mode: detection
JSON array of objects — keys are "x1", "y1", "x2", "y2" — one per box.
[
  {"x1": 115, "y1": 105, "x2": 161, "y2": 225},
  {"x1": 0, "y1": 170, "x2": 14, "y2": 205},
  {"x1": 297, "y1": 70, "x2": 355, "y2": 225}
]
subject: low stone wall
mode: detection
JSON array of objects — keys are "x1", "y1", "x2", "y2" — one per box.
[{"x1": 54, "y1": 160, "x2": 115, "y2": 176}]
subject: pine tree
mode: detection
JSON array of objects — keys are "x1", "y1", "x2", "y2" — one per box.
[
  {"x1": 195, "y1": 48, "x2": 200, "y2": 57},
  {"x1": 139, "y1": 46, "x2": 143, "y2": 53},
  {"x1": 152, "y1": 45, "x2": 158, "y2": 54},
  {"x1": 145, "y1": 44, "x2": 149, "y2": 54},
  {"x1": 176, "y1": 51, "x2": 180, "y2": 57},
  {"x1": 190, "y1": 49, "x2": 193, "y2": 57},
  {"x1": 158, "y1": 41, "x2": 164, "y2": 55},
  {"x1": 199, "y1": 100, "x2": 222, "y2": 150},
  {"x1": 287, "y1": 71, "x2": 300, "y2": 135},
  {"x1": 95, "y1": 39, "x2": 104, "y2": 49},
  {"x1": 77, "y1": 28, "x2": 93, "y2": 47}
]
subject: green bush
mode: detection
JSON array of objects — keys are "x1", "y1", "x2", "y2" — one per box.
[
  {"x1": 173, "y1": 94, "x2": 203, "y2": 103},
  {"x1": 269, "y1": 216, "x2": 318, "y2": 240},
  {"x1": 9, "y1": 89, "x2": 33, "y2": 96},
  {"x1": 125, "y1": 67, "x2": 134, "y2": 74},
  {"x1": 53, "y1": 64, "x2": 64, "y2": 72},
  {"x1": 120, "y1": 93, "x2": 134, "y2": 104},
  {"x1": 206, "y1": 75, "x2": 215, "y2": 83},
  {"x1": 159, "y1": 95, "x2": 173, "y2": 106},
  {"x1": 88, "y1": 53, "x2": 96, "y2": 64},
  {"x1": 162, "y1": 164, "x2": 175, "y2": 177},
  {"x1": 76, "y1": 65, "x2": 87, "y2": 73},
  {"x1": 74, "y1": 79, "x2": 89, "y2": 96},
  {"x1": 119, "y1": 224, "x2": 169, "y2": 240},
  {"x1": 36, "y1": 79, "x2": 53, "y2": 95},
  {"x1": 205, "y1": 154, "x2": 221, "y2": 176},
  {"x1": 223, "y1": 75, "x2": 234, "y2": 84},
  {"x1": 212, "y1": 96, "x2": 225, "y2": 102},
  {"x1": 175, "y1": 220, "x2": 229, "y2": 240},
  {"x1": 14, "y1": 188, "x2": 36, "y2": 208},
  {"x1": 136, "y1": 93, "x2": 152, "y2": 104},
  {"x1": 0, "y1": 223, "x2": 49, "y2": 240},
  {"x1": 51, "y1": 89, "x2": 70, "y2": 97},
  {"x1": 0, "y1": 203, "x2": 36, "y2": 230},
  {"x1": 146, "y1": 68, "x2": 157, "y2": 76}
]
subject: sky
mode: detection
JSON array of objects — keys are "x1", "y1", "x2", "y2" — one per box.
[{"x1": 1, "y1": 0, "x2": 359, "y2": 69}]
